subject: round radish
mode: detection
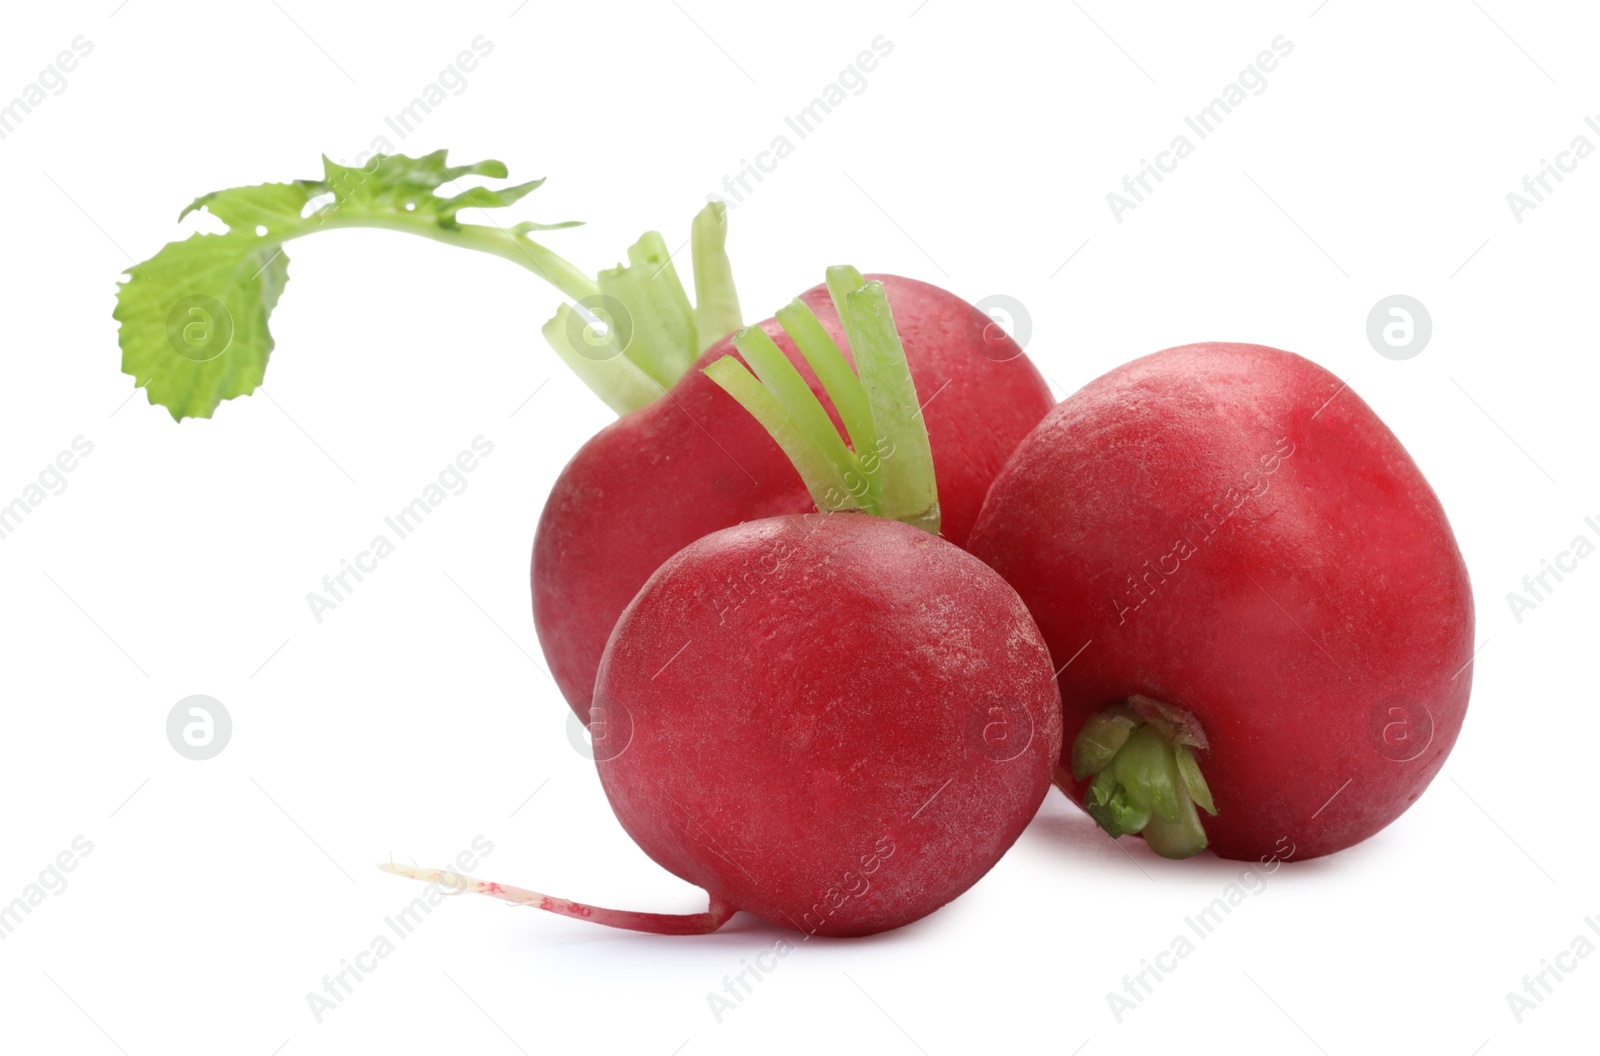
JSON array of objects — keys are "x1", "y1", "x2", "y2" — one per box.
[
  {"x1": 592, "y1": 511, "x2": 1061, "y2": 935},
  {"x1": 535, "y1": 273, "x2": 1053, "y2": 723},
  {"x1": 383, "y1": 269, "x2": 1061, "y2": 936},
  {"x1": 967, "y1": 342, "x2": 1474, "y2": 861}
]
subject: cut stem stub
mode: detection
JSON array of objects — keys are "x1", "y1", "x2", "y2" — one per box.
[{"x1": 1067, "y1": 695, "x2": 1218, "y2": 859}]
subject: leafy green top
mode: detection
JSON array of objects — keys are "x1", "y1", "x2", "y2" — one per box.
[
  {"x1": 115, "y1": 151, "x2": 587, "y2": 421},
  {"x1": 115, "y1": 150, "x2": 745, "y2": 421}
]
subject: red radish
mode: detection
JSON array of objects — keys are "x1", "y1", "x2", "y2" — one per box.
[
  {"x1": 535, "y1": 273, "x2": 1054, "y2": 724},
  {"x1": 967, "y1": 342, "x2": 1474, "y2": 861},
  {"x1": 111, "y1": 152, "x2": 1054, "y2": 723},
  {"x1": 590, "y1": 513, "x2": 1060, "y2": 935},
  {"x1": 383, "y1": 268, "x2": 1062, "y2": 935}
]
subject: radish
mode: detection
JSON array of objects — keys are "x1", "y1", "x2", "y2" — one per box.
[
  {"x1": 112, "y1": 151, "x2": 1055, "y2": 721},
  {"x1": 535, "y1": 271, "x2": 1054, "y2": 724},
  {"x1": 967, "y1": 342, "x2": 1474, "y2": 860},
  {"x1": 383, "y1": 268, "x2": 1063, "y2": 936}
]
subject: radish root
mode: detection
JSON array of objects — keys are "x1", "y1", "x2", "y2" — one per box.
[{"x1": 378, "y1": 863, "x2": 737, "y2": 935}]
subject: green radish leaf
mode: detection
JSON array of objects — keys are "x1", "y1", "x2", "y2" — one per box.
[
  {"x1": 115, "y1": 233, "x2": 292, "y2": 421},
  {"x1": 435, "y1": 178, "x2": 547, "y2": 216},
  {"x1": 116, "y1": 151, "x2": 583, "y2": 421},
  {"x1": 315, "y1": 152, "x2": 529, "y2": 223},
  {"x1": 178, "y1": 181, "x2": 316, "y2": 231}
]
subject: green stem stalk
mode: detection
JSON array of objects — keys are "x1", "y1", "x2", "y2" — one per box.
[
  {"x1": 326, "y1": 211, "x2": 707, "y2": 414},
  {"x1": 311, "y1": 213, "x2": 599, "y2": 303},
  {"x1": 704, "y1": 270, "x2": 940, "y2": 533},
  {"x1": 691, "y1": 202, "x2": 743, "y2": 352}
]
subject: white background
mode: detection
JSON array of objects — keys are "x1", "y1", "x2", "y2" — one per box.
[{"x1": 1, "y1": 1, "x2": 1594, "y2": 1053}]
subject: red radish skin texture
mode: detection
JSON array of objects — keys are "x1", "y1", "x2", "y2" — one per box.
[
  {"x1": 967, "y1": 343, "x2": 1474, "y2": 861},
  {"x1": 593, "y1": 513, "x2": 1063, "y2": 937},
  {"x1": 534, "y1": 275, "x2": 1054, "y2": 723}
]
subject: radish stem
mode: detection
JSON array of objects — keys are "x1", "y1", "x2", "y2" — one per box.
[
  {"x1": 311, "y1": 211, "x2": 597, "y2": 303},
  {"x1": 703, "y1": 349, "x2": 863, "y2": 511},
  {"x1": 775, "y1": 299, "x2": 876, "y2": 469},
  {"x1": 540, "y1": 306, "x2": 664, "y2": 417},
  {"x1": 595, "y1": 232, "x2": 697, "y2": 389},
  {"x1": 704, "y1": 269, "x2": 941, "y2": 533},
  {"x1": 841, "y1": 281, "x2": 939, "y2": 533},
  {"x1": 691, "y1": 201, "x2": 742, "y2": 352}
]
